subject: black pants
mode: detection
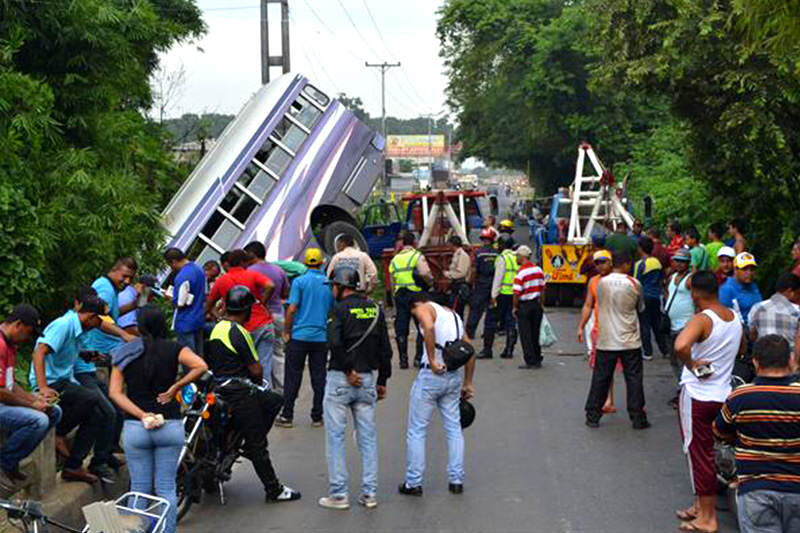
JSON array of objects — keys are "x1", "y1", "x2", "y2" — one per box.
[
  {"x1": 518, "y1": 299, "x2": 543, "y2": 365},
  {"x1": 449, "y1": 281, "x2": 471, "y2": 319},
  {"x1": 584, "y1": 348, "x2": 647, "y2": 424},
  {"x1": 394, "y1": 289, "x2": 424, "y2": 362},
  {"x1": 51, "y1": 379, "x2": 113, "y2": 470},
  {"x1": 639, "y1": 297, "x2": 668, "y2": 357},
  {"x1": 75, "y1": 371, "x2": 123, "y2": 453},
  {"x1": 465, "y1": 286, "x2": 497, "y2": 338},
  {"x1": 496, "y1": 294, "x2": 516, "y2": 333},
  {"x1": 221, "y1": 384, "x2": 284, "y2": 497},
  {"x1": 282, "y1": 339, "x2": 327, "y2": 421}
]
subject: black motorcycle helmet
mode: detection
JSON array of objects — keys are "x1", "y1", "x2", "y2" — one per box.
[
  {"x1": 331, "y1": 266, "x2": 360, "y2": 290},
  {"x1": 225, "y1": 285, "x2": 256, "y2": 313},
  {"x1": 460, "y1": 399, "x2": 475, "y2": 429}
]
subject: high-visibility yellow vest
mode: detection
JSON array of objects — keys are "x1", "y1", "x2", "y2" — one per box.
[
  {"x1": 500, "y1": 250, "x2": 518, "y2": 295},
  {"x1": 390, "y1": 249, "x2": 422, "y2": 293}
]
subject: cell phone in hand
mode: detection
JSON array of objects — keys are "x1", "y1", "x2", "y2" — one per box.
[{"x1": 693, "y1": 363, "x2": 714, "y2": 379}]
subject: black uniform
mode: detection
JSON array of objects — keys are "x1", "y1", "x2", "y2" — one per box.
[
  {"x1": 328, "y1": 294, "x2": 392, "y2": 385},
  {"x1": 206, "y1": 320, "x2": 285, "y2": 498},
  {"x1": 465, "y1": 245, "x2": 498, "y2": 357}
]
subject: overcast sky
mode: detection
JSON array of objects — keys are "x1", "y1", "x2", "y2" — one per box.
[{"x1": 160, "y1": 0, "x2": 449, "y2": 120}]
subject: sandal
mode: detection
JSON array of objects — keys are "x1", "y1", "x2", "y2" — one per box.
[
  {"x1": 602, "y1": 406, "x2": 618, "y2": 414},
  {"x1": 678, "y1": 521, "x2": 717, "y2": 533},
  {"x1": 675, "y1": 509, "x2": 696, "y2": 521}
]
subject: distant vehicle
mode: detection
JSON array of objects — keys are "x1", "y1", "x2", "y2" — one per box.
[
  {"x1": 360, "y1": 199, "x2": 407, "y2": 257},
  {"x1": 161, "y1": 73, "x2": 384, "y2": 265},
  {"x1": 405, "y1": 190, "x2": 487, "y2": 242}
]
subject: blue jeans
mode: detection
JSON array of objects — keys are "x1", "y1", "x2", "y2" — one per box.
[
  {"x1": 0, "y1": 404, "x2": 62, "y2": 471},
  {"x1": 123, "y1": 419, "x2": 184, "y2": 533},
  {"x1": 405, "y1": 368, "x2": 465, "y2": 487},
  {"x1": 323, "y1": 371, "x2": 378, "y2": 497},
  {"x1": 252, "y1": 324, "x2": 274, "y2": 390},
  {"x1": 737, "y1": 489, "x2": 800, "y2": 533},
  {"x1": 176, "y1": 329, "x2": 204, "y2": 355}
]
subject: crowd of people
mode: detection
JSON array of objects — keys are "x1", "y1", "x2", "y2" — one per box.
[{"x1": 577, "y1": 218, "x2": 800, "y2": 533}]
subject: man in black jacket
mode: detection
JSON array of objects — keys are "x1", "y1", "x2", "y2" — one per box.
[{"x1": 318, "y1": 267, "x2": 392, "y2": 511}]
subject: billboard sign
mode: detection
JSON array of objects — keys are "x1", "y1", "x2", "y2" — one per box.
[{"x1": 387, "y1": 134, "x2": 446, "y2": 157}]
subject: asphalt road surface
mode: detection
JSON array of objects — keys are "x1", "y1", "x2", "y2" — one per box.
[{"x1": 180, "y1": 307, "x2": 740, "y2": 533}]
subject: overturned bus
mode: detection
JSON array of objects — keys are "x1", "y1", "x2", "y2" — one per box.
[{"x1": 161, "y1": 73, "x2": 385, "y2": 265}]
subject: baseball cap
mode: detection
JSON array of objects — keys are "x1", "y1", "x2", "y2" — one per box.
[
  {"x1": 6, "y1": 304, "x2": 42, "y2": 334},
  {"x1": 717, "y1": 246, "x2": 735, "y2": 259},
  {"x1": 673, "y1": 248, "x2": 692, "y2": 262},
  {"x1": 516, "y1": 245, "x2": 532, "y2": 258},
  {"x1": 734, "y1": 252, "x2": 757, "y2": 269},
  {"x1": 593, "y1": 250, "x2": 612, "y2": 262},
  {"x1": 304, "y1": 248, "x2": 324, "y2": 266}
]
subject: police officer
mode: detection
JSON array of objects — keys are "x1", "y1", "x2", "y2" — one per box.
[
  {"x1": 466, "y1": 229, "x2": 499, "y2": 359},
  {"x1": 390, "y1": 232, "x2": 433, "y2": 369},
  {"x1": 492, "y1": 234, "x2": 519, "y2": 358},
  {"x1": 205, "y1": 286, "x2": 301, "y2": 504},
  {"x1": 318, "y1": 268, "x2": 392, "y2": 510}
]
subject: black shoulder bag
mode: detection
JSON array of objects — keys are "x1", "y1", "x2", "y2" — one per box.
[
  {"x1": 658, "y1": 273, "x2": 684, "y2": 337},
  {"x1": 436, "y1": 310, "x2": 475, "y2": 372}
]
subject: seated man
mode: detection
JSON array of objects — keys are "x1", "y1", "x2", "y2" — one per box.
[
  {"x1": 30, "y1": 294, "x2": 115, "y2": 484},
  {"x1": 0, "y1": 305, "x2": 61, "y2": 483},
  {"x1": 205, "y1": 285, "x2": 301, "y2": 504}
]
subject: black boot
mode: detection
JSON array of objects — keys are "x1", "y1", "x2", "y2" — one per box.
[
  {"x1": 396, "y1": 337, "x2": 409, "y2": 369},
  {"x1": 501, "y1": 328, "x2": 517, "y2": 359},
  {"x1": 477, "y1": 330, "x2": 494, "y2": 359}
]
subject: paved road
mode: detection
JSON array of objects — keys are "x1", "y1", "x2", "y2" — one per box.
[{"x1": 181, "y1": 308, "x2": 739, "y2": 532}]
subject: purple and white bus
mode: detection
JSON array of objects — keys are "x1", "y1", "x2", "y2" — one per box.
[{"x1": 161, "y1": 73, "x2": 384, "y2": 265}]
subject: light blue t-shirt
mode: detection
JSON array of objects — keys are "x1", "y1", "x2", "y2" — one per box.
[
  {"x1": 117, "y1": 285, "x2": 138, "y2": 329},
  {"x1": 78, "y1": 276, "x2": 122, "y2": 373},
  {"x1": 288, "y1": 268, "x2": 333, "y2": 342},
  {"x1": 719, "y1": 278, "x2": 763, "y2": 326},
  {"x1": 667, "y1": 272, "x2": 695, "y2": 332},
  {"x1": 30, "y1": 310, "x2": 85, "y2": 388}
]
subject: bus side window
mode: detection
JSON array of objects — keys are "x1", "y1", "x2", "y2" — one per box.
[
  {"x1": 254, "y1": 139, "x2": 291, "y2": 176},
  {"x1": 289, "y1": 96, "x2": 322, "y2": 129},
  {"x1": 272, "y1": 117, "x2": 308, "y2": 152},
  {"x1": 302, "y1": 85, "x2": 329, "y2": 107}
]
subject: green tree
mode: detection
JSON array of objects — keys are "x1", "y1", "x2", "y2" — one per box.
[{"x1": 0, "y1": 1, "x2": 205, "y2": 320}]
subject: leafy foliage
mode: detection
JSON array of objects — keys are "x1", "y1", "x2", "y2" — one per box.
[{"x1": 0, "y1": 1, "x2": 204, "y2": 321}]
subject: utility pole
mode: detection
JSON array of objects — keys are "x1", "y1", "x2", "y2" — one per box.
[
  {"x1": 261, "y1": 0, "x2": 290, "y2": 85},
  {"x1": 365, "y1": 61, "x2": 401, "y2": 186}
]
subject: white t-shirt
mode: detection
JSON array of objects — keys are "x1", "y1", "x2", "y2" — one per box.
[
  {"x1": 418, "y1": 301, "x2": 464, "y2": 366},
  {"x1": 596, "y1": 273, "x2": 645, "y2": 351},
  {"x1": 680, "y1": 309, "x2": 742, "y2": 402}
]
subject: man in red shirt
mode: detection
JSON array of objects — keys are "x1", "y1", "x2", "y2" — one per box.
[
  {"x1": 206, "y1": 249, "x2": 276, "y2": 386},
  {"x1": 512, "y1": 246, "x2": 546, "y2": 369},
  {"x1": 0, "y1": 305, "x2": 61, "y2": 483},
  {"x1": 666, "y1": 221, "x2": 685, "y2": 259},
  {"x1": 647, "y1": 227, "x2": 672, "y2": 270}
]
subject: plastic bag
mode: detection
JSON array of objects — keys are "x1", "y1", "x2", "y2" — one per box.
[{"x1": 540, "y1": 313, "x2": 558, "y2": 347}]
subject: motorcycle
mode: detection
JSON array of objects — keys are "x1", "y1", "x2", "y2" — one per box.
[{"x1": 175, "y1": 372, "x2": 244, "y2": 523}]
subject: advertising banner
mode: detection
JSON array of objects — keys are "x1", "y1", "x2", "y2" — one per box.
[
  {"x1": 387, "y1": 135, "x2": 446, "y2": 157},
  {"x1": 541, "y1": 244, "x2": 588, "y2": 284}
]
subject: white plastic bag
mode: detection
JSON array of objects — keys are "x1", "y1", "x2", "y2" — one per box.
[{"x1": 540, "y1": 313, "x2": 558, "y2": 347}]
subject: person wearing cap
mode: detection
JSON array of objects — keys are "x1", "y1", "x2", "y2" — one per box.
[
  {"x1": 0, "y1": 305, "x2": 61, "y2": 484},
  {"x1": 444, "y1": 235, "x2": 472, "y2": 319},
  {"x1": 318, "y1": 268, "x2": 392, "y2": 510},
  {"x1": 578, "y1": 249, "x2": 617, "y2": 413},
  {"x1": 714, "y1": 246, "x2": 736, "y2": 286},
  {"x1": 276, "y1": 248, "x2": 334, "y2": 428},
  {"x1": 719, "y1": 252, "x2": 763, "y2": 329},
  {"x1": 466, "y1": 229, "x2": 499, "y2": 359},
  {"x1": 325, "y1": 233, "x2": 378, "y2": 295},
  {"x1": 512, "y1": 245, "x2": 545, "y2": 369},
  {"x1": 164, "y1": 247, "x2": 207, "y2": 354},
  {"x1": 665, "y1": 248, "x2": 695, "y2": 408},
  {"x1": 492, "y1": 234, "x2": 519, "y2": 358},
  {"x1": 206, "y1": 249, "x2": 276, "y2": 386},
  {"x1": 30, "y1": 294, "x2": 116, "y2": 484},
  {"x1": 389, "y1": 232, "x2": 433, "y2": 369}
]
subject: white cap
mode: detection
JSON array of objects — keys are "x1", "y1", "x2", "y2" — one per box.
[
  {"x1": 516, "y1": 245, "x2": 532, "y2": 257},
  {"x1": 717, "y1": 246, "x2": 735, "y2": 258}
]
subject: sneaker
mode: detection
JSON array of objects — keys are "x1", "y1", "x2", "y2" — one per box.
[
  {"x1": 268, "y1": 485, "x2": 301, "y2": 503},
  {"x1": 448, "y1": 483, "x2": 463, "y2": 494},
  {"x1": 585, "y1": 419, "x2": 600, "y2": 429},
  {"x1": 318, "y1": 494, "x2": 349, "y2": 510},
  {"x1": 311, "y1": 419, "x2": 324, "y2": 428},
  {"x1": 89, "y1": 465, "x2": 117, "y2": 484},
  {"x1": 274, "y1": 416, "x2": 293, "y2": 428},
  {"x1": 642, "y1": 354, "x2": 653, "y2": 361},
  {"x1": 358, "y1": 494, "x2": 378, "y2": 508},
  {"x1": 62, "y1": 467, "x2": 99, "y2": 484},
  {"x1": 476, "y1": 353, "x2": 493, "y2": 360},
  {"x1": 397, "y1": 483, "x2": 423, "y2": 496},
  {"x1": 632, "y1": 420, "x2": 651, "y2": 430}
]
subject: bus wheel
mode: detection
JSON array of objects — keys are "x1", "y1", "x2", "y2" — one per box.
[{"x1": 321, "y1": 220, "x2": 367, "y2": 255}]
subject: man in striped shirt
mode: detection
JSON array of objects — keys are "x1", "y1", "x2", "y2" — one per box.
[
  {"x1": 513, "y1": 246, "x2": 545, "y2": 369},
  {"x1": 713, "y1": 334, "x2": 800, "y2": 533}
]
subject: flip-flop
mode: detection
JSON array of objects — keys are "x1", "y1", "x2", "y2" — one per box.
[
  {"x1": 678, "y1": 521, "x2": 717, "y2": 533},
  {"x1": 675, "y1": 509, "x2": 696, "y2": 521},
  {"x1": 602, "y1": 406, "x2": 618, "y2": 414}
]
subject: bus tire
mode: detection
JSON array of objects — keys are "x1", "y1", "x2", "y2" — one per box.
[{"x1": 321, "y1": 220, "x2": 367, "y2": 255}]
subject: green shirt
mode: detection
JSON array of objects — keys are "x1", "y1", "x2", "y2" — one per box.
[
  {"x1": 705, "y1": 241, "x2": 724, "y2": 270},
  {"x1": 690, "y1": 244, "x2": 709, "y2": 270}
]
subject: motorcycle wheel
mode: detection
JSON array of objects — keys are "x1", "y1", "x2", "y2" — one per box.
[{"x1": 175, "y1": 460, "x2": 194, "y2": 522}]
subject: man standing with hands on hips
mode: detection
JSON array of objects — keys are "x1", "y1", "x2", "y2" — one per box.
[{"x1": 399, "y1": 293, "x2": 475, "y2": 497}]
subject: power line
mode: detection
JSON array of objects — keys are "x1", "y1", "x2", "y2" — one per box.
[{"x1": 335, "y1": 0, "x2": 374, "y2": 51}]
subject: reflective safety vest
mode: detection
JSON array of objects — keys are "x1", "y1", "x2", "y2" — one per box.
[
  {"x1": 390, "y1": 249, "x2": 422, "y2": 293},
  {"x1": 500, "y1": 250, "x2": 518, "y2": 295}
]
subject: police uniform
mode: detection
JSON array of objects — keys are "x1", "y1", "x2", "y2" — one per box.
[
  {"x1": 389, "y1": 246, "x2": 431, "y2": 368},
  {"x1": 492, "y1": 248, "x2": 519, "y2": 358},
  {"x1": 206, "y1": 320, "x2": 286, "y2": 499},
  {"x1": 465, "y1": 245, "x2": 498, "y2": 358}
]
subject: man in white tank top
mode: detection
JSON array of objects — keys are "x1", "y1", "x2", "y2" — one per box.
[
  {"x1": 673, "y1": 271, "x2": 744, "y2": 533},
  {"x1": 398, "y1": 293, "x2": 476, "y2": 497}
]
